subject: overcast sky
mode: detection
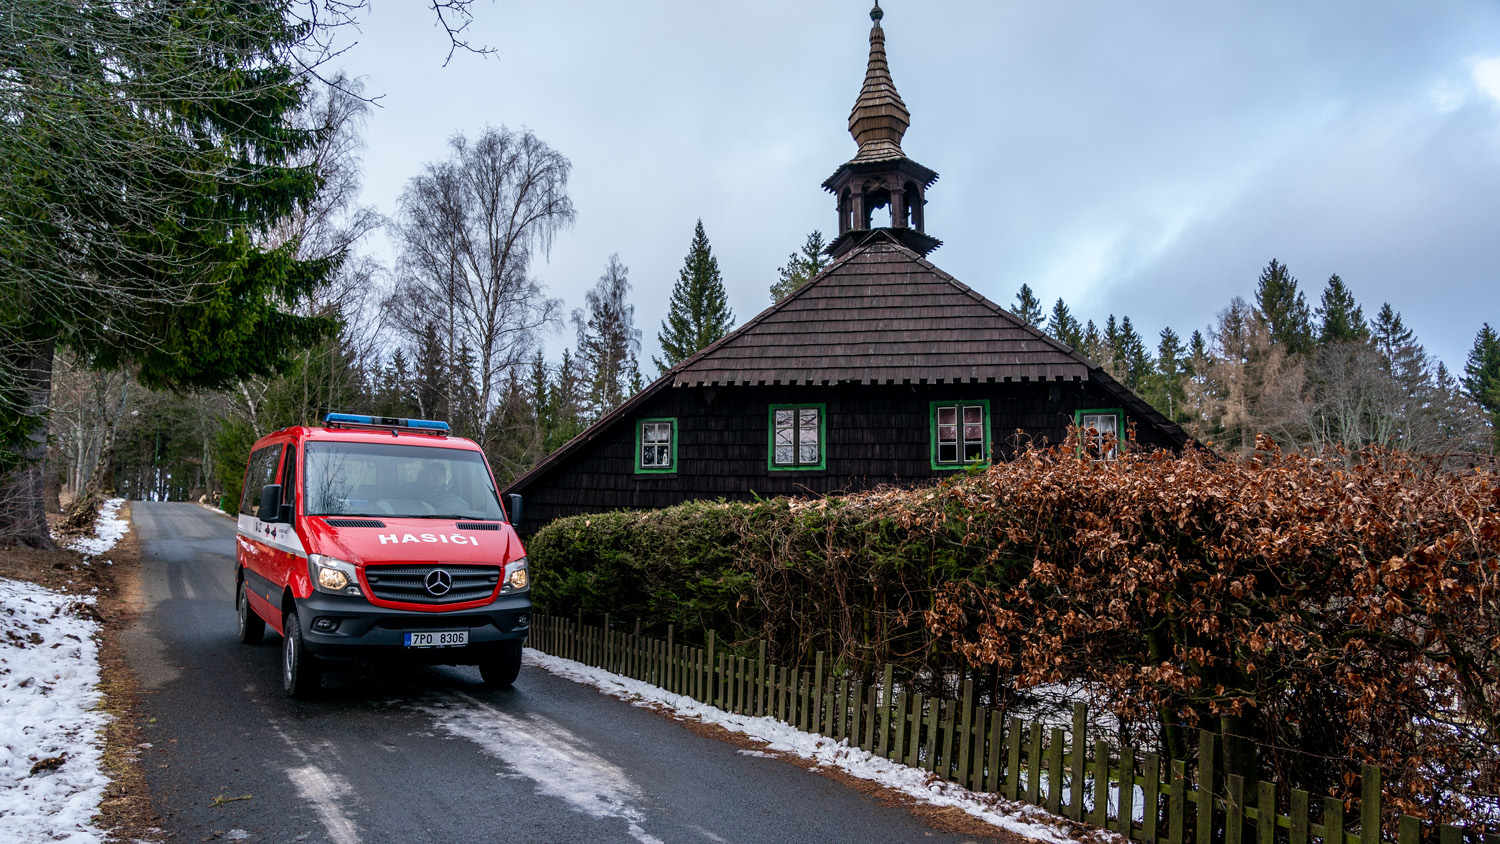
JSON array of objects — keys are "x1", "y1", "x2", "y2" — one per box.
[{"x1": 336, "y1": 0, "x2": 1500, "y2": 372}]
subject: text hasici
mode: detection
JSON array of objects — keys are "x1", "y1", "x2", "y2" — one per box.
[{"x1": 377, "y1": 533, "x2": 481, "y2": 545}]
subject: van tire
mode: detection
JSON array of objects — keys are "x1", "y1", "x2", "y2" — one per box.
[
  {"x1": 479, "y1": 641, "x2": 522, "y2": 688},
  {"x1": 282, "y1": 612, "x2": 322, "y2": 698},
  {"x1": 236, "y1": 579, "x2": 264, "y2": 644}
]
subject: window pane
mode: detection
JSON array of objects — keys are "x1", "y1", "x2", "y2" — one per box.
[
  {"x1": 937, "y1": 406, "x2": 956, "y2": 425},
  {"x1": 938, "y1": 425, "x2": 957, "y2": 443},
  {"x1": 963, "y1": 424, "x2": 983, "y2": 442},
  {"x1": 655, "y1": 444, "x2": 671, "y2": 467},
  {"x1": 965, "y1": 441, "x2": 984, "y2": 462},
  {"x1": 963, "y1": 406, "x2": 982, "y2": 424},
  {"x1": 775, "y1": 409, "x2": 793, "y2": 429},
  {"x1": 798, "y1": 424, "x2": 818, "y2": 444},
  {"x1": 938, "y1": 443, "x2": 958, "y2": 463},
  {"x1": 799, "y1": 408, "x2": 818, "y2": 430},
  {"x1": 799, "y1": 444, "x2": 818, "y2": 464},
  {"x1": 774, "y1": 445, "x2": 794, "y2": 465},
  {"x1": 641, "y1": 446, "x2": 656, "y2": 466},
  {"x1": 775, "y1": 428, "x2": 794, "y2": 446},
  {"x1": 643, "y1": 424, "x2": 658, "y2": 444}
]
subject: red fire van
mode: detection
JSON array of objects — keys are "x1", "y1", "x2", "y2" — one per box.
[{"x1": 234, "y1": 413, "x2": 531, "y2": 697}]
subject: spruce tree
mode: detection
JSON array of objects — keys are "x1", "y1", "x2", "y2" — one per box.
[
  {"x1": 1315, "y1": 274, "x2": 1367, "y2": 345},
  {"x1": 1462, "y1": 323, "x2": 1500, "y2": 436},
  {"x1": 1048, "y1": 298, "x2": 1084, "y2": 348},
  {"x1": 769, "y1": 231, "x2": 830, "y2": 302},
  {"x1": 1151, "y1": 327, "x2": 1188, "y2": 422},
  {"x1": 655, "y1": 220, "x2": 735, "y2": 374},
  {"x1": 1371, "y1": 303, "x2": 1415, "y2": 365},
  {"x1": 1116, "y1": 316, "x2": 1153, "y2": 391},
  {"x1": 1254, "y1": 259, "x2": 1315, "y2": 355},
  {"x1": 1013, "y1": 284, "x2": 1044, "y2": 326}
]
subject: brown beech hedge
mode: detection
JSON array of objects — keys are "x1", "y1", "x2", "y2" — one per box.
[{"x1": 529, "y1": 435, "x2": 1498, "y2": 825}]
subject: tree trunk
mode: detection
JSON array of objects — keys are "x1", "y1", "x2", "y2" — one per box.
[{"x1": 0, "y1": 337, "x2": 58, "y2": 549}]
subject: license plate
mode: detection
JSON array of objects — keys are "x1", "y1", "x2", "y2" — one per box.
[{"x1": 403, "y1": 630, "x2": 468, "y2": 648}]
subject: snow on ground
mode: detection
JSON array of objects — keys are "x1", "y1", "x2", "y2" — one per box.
[
  {"x1": 67, "y1": 498, "x2": 129, "y2": 557},
  {"x1": 0, "y1": 579, "x2": 107, "y2": 844},
  {"x1": 0, "y1": 497, "x2": 131, "y2": 843},
  {"x1": 524, "y1": 649, "x2": 1121, "y2": 844}
]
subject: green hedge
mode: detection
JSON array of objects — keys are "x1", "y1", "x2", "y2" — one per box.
[{"x1": 526, "y1": 486, "x2": 1030, "y2": 679}]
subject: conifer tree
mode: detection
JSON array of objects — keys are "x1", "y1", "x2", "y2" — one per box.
[
  {"x1": 1371, "y1": 303, "x2": 1415, "y2": 367},
  {"x1": 1254, "y1": 259, "x2": 1315, "y2": 355},
  {"x1": 1151, "y1": 327, "x2": 1188, "y2": 422},
  {"x1": 1013, "y1": 284, "x2": 1044, "y2": 326},
  {"x1": 1116, "y1": 316, "x2": 1153, "y2": 391},
  {"x1": 1462, "y1": 323, "x2": 1500, "y2": 438},
  {"x1": 573, "y1": 254, "x2": 642, "y2": 421},
  {"x1": 655, "y1": 220, "x2": 735, "y2": 374},
  {"x1": 769, "y1": 231, "x2": 830, "y2": 302},
  {"x1": 1048, "y1": 298, "x2": 1084, "y2": 348},
  {"x1": 1315, "y1": 274, "x2": 1367, "y2": 345}
]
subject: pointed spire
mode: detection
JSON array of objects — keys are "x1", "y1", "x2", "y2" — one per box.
[{"x1": 848, "y1": 1, "x2": 910, "y2": 163}]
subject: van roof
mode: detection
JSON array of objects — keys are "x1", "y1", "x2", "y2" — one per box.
[{"x1": 252, "y1": 425, "x2": 486, "y2": 452}]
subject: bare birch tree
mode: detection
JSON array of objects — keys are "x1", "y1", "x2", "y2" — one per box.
[{"x1": 389, "y1": 127, "x2": 574, "y2": 446}]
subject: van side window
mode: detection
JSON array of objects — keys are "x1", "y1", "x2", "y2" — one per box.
[{"x1": 239, "y1": 445, "x2": 284, "y2": 516}]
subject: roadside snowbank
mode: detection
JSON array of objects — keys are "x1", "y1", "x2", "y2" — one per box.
[
  {"x1": 0, "y1": 497, "x2": 129, "y2": 843},
  {"x1": 0, "y1": 578, "x2": 107, "y2": 844},
  {"x1": 68, "y1": 497, "x2": 128, "y2": 557},
  {"x1": 525, "y1": 649, "x2": 1115, "y2": 844}
]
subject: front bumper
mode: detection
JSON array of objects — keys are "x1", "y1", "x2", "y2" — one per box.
[{"x1": 294, "y1": 590, "x2": 531, "y2": 665}]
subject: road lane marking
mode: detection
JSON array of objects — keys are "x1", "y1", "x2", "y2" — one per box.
[
  {"x1": 271, "y1": 727, "x2": 362, "y2": 844},
  {"x1": 285, "y1": 764, "x2": 360, "y2": 844},
  {"x1": 426, "y1": 692, "x2": 664, "y2": 844}
]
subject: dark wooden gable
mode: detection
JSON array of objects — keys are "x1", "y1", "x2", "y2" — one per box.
[{"x1": 673, "y1": 233, "x2": 1088, "y2": 387}]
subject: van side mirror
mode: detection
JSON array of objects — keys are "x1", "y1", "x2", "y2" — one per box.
[
  {"x1": 258, "y1": 484, "x2": 283, "y2": 523},
  {"x1": 506, "y1": 493, "x2": 523, "y2": 529}
]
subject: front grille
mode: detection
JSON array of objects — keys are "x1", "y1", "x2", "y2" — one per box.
[
  {"x1": 456, "y1": 523, "x2": 500, "y2": 531},
  {"x1": 325, "y1": 518, "x2": 387, "y2": 528},
  {"x1": 374, "y1": 615, "x2": 493, "y2": 630},
  {"x1": 363, "y1": 565, "x2": 500, "y2": 605}
]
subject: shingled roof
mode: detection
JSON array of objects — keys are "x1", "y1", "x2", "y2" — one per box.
[
  {"x1": 501, "y1": 235, "x2": 1190, "y2": 497},
  {"x1": 673, "y1": 234, "x2": 1090, "y2": 387}
]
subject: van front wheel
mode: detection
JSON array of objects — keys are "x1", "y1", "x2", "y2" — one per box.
[
  {"x1": 479, "y1": 641, "x2": 522, "y2": 688},
  {"x1": 236, "y1": 579, "x2": 264, "y2": 644},
  {"x1": 282, "y1": 612, "x2": 322, "y2": 698}
]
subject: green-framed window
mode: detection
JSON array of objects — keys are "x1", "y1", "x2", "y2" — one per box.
[
  {"x1": 635, "y1": 418, "x2": 677, "y2": 474},
  {"x1": 768, "y1": 404, "x2": 826, "y2": 471},
  {"x1": 930, "y1": 400, "x2": 991, "y2": 470},
  {"x1": 1075, "y1": 408, "x2": 1125, "y2": 460}
]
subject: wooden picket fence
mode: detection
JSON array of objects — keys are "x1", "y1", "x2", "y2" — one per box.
[{"x1": 529, "y1": 613, "x2": 1497, "y2": 844}]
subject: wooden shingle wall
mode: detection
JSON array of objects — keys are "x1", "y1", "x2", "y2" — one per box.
[{"x1": 510, "y1": 380, "x2": 1180, "y2": 535}]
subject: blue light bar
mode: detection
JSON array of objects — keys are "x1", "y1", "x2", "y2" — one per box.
[{"x1": 322, "y1": 413, "x2": 451, "y2": 433}]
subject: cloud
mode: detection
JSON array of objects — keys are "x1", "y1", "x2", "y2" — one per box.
[{"x1": 1473, "y1": 56, "x2": 1500, "y2": 107}]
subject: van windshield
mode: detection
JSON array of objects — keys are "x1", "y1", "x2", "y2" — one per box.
[{"x1": 304, "y1": 442, "x2": 506, "y2": 520}]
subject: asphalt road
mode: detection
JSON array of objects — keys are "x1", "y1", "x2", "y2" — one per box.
[{"x1": 124, "y1": 501, "x2": 982, "y2": 844}]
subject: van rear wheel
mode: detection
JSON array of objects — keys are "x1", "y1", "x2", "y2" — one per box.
[
  {"x1": 236, "y1": 579, "x2": 264, "y2": 644},
  {"x1": 479, "y1": 641, "x2": 522, "y2": 688},
  {"x1": 282, "y1": 612, "x2": 322, "y2": 698}
]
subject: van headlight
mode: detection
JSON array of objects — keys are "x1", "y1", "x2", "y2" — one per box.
[
  {"x1": 309, "y1": 555, "x2": 361, "y2": 596},
  {"x1": 502, "y1": 556, "x2": 529, "y2": 592}
]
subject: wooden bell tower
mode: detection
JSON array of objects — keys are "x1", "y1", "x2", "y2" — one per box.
[{"x1": 824, "y1": 1, "x2": 942, "y2": 259}]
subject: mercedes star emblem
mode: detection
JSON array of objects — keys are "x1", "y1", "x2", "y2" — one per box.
[{"x1": 424, "y1": 569, "x2": 453, "y2": 596}]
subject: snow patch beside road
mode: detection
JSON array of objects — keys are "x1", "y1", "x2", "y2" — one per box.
[
  {"x1": 67, "y1": 497, "x2": 129, "y2": 557},
  {"x1": 0, "y1": 496, "x2": 131, "y2": 843},
  {"x1": 0, "y1": 579, "x2": 107, "y2": 844},
  {"x1": 524, "y1": 648, "x2": 1106, "y2": 844}
]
